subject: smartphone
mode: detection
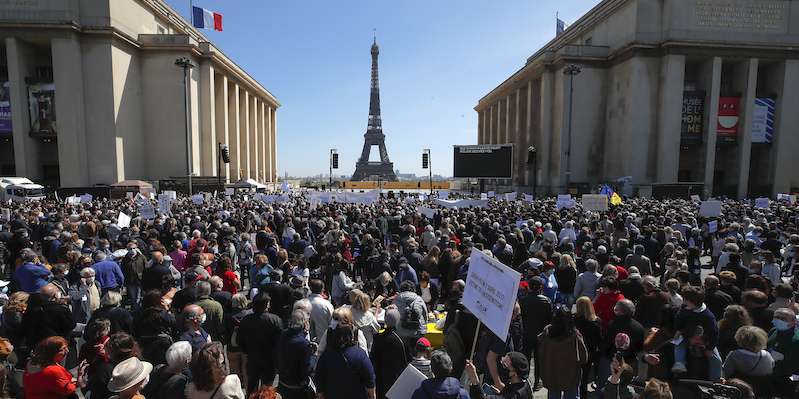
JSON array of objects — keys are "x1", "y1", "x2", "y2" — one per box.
[{"x1": 372, "y1": 295, "x2": 384, "y2": 307}]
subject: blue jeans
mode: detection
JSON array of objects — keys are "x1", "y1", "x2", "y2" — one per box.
[
  {"x1": 547, "y1": 387, "x2": 579, "y2": 399},
  {"x1": 674, "y1": 342, "x2": 722, "y2": 381},
  {"x1": 560, "y1": 293, "x2": 576, "y2": 310},
  {"x1": 126, "y1": 283, "x2": 141, "y2": 312}
]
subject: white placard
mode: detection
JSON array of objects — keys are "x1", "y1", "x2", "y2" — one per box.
[
  {"x1": 135, "y1": 193, "x2": 149, "y2": 204},
  {"x1": 139, "y1": 204, "x2": 156, "y2": 220},
  {"x1": 699, "y1": 201, "x2": 723, "y2": 217},
  {"x1": 691, "y1": 195, "x2": 701, "y2": 202},
  {"x1": 419, "y1": 194, "x2": 426, "y2": 201},
  {"x1": 204, "y1": 193, "x2": 212, "y2": 201},
  {"x1": 192, "y1": 195, "x2": 203, "y2": 205},
  {"x1": 1, "y1": 209, "x2": 10, "y2": 221},
  {"x1": 126, "y1": 192, "x2": 134, "y2": 199},
  {"x1": 405, "y1": 197, "x2": 415, "y2": 205},
  {"x1": 582, "y1": 194, "x2": 608, "y2": 212},
  {"x1": 158, "y1": 194, "x2": 171, "y2": 216},
  {"x1": 488, "y1": 191, "x2": 495, "y2": 198},
  {"x1": 118, "y1": 212, "x2": 131, "y2": 228},
  {"x1": 481, "y1": 193, "x2": 488, "y2": 200},
  {"x1": 709, "y1": 220, "x2": 718, "y2": 233},
  {"x1": 309, "y1": 198, "x2": 321, "y2": 209},
  {"x1": 225, "y1": 188, "x2": 234, "y2": 196},
  {"x1": 791, "y1": 195, "x2": 797, "y2": 204},
  {"x1": 462, "y1": 249, "x2": 522, "y2": 340},
  {"x1": 438, "y1": 190, "x2": 449, "y2": 199},
  {"x1": 524, "y1": 194, "x2": 533, "y2": 202},
  {"x1": 505, "y1": 192, "x2": 517, "y2": 201},
  {"x1": 80, "y1": 194, "x2": 93, "y2": 203},
  {"x1": 418, "y1": 206, "x2": 436, "y2": 219},
  {"x1": 557, "y1": 194, "x2": 576, "y2": 210},
  {"x1": 777, "y1": 193, "x2": 790, "y2": 201},
  {"x1": 755, "y1": 198, "x2": 770, "y2": 208},
  {"x1": 386, "y1": 364, "x2": 428, "y2": 399}
]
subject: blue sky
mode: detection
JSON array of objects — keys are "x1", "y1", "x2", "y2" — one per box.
[{"x1": 165, "y1": 0, "x2": 601, "y2": 178}]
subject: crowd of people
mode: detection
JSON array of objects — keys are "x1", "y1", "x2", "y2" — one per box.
[{"x1": 0, "y1": 191, "x2": 797, "y2": 399}]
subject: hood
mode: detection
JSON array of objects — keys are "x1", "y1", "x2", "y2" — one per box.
[
  {"x1": 395, "y1": 291, "x2": 418, "y2": 303},
  {"x1": 421, "y1": 377, "x2": 462, "y2": 398}
]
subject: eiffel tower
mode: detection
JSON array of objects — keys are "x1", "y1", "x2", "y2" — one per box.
[{"x1": 351, "y1": 35, "x2": 398, "y2": 182}]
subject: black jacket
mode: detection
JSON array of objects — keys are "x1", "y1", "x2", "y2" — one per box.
[
  {"x1": 370, "y1": 328, "x2": 412, "y2": 399},
  {"x1": 239, "y1": 311, "x2": 283, "y2": 367},
  {"x1": 518, "y1": 293, "x2": 553, "y2": 341},
  {"x1": 276, "y1": 328, "x2": 318, "y2": 388},
  {"x1": 599, "y1": 315, "x2": 645, "y2": 361},
  {"x1": 87, "y1": 305, "x2": 133, "y2": 335},
  {"x1": 22, "y1": 300, "x2": 76, "y2": 349}
]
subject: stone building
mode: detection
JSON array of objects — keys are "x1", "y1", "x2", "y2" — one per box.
[
  {"x1": 0, "y1": 0, "x2": 279, "y2": 188},
  {"x1": 475, "y1": 0, "x2": 799, "y2": 198}
]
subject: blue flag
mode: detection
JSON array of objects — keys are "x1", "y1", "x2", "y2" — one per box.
[{"x1": 556, "y1": 18, "x2": 567, "y2": 35}]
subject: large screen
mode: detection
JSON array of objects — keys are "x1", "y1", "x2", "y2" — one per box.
[{"x1": 453, "y1": 144, "x2": 514, "y2": 178}]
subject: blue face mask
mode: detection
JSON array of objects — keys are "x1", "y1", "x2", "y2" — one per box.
[
  {"x1": 1, "y1": 286, "x2": 7, "y2": 294},
  {"x1": 63, "y1": 270, "x2": 69, "y2": 277},
  {"x1": 773, "y1": 319, "x2": 791, "y2": 331}
]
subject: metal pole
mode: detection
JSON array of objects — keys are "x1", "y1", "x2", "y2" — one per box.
[
  {"x1": 183, "y1": 64, "x2": 192, "y2": 196},
  {"x1": 217, "y1": 142, "x2": 222, "y2": 195},
  {"x1": 566, "y1": 72, "x2": 574, "y2": 195}
]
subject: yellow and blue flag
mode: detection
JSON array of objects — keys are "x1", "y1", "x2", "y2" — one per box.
[{"x1": 601, "y1": 184, "x2": 622, "y2": 205}]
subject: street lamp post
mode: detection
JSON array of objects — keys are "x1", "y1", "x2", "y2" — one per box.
[
  {"x1": 527, "y1": 146, "x2": 537, "y2": 198},
  {"x1": 563, "y1": 63, "x2": 581, "y2": 195},
  {"x1": 176, "y1": 57, "x2": 196, "y2": 196},
  {"x1": 329, "y1": 149, "x2": 338, "y2": 191}
]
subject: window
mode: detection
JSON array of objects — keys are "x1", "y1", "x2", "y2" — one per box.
[
  {"x1": 585, "y1": 37, "x2": 592, "y2": 46},
  {"x1": 157, "y1": 25, "x2": 165, "y2": 35}
]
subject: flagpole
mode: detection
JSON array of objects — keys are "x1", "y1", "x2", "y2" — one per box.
[{"x1": 190, "y1": 0, "x2": 193, "y2": 26}]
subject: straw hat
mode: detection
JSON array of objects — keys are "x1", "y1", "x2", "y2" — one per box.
[{"x1": 107, "y1": 357, "x2": 153, "y2": 393}]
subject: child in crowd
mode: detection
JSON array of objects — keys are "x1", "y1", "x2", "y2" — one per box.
[{"x1": 411, "y1": 337, "x2": 433, "y2": 377}]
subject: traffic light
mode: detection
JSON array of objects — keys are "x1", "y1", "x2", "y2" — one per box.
[
  {"x1": 220, "y1": 144, "x2": 230, "y2": 164},
  {"x1": 422, "y1": 152, "x2": 429, "y2": 168},
  {"x1": 526, "y1": 146, "x2": 536, "y2": 165},
  {"x1": 332, "y1": 153, "x2": 339, "y2": 169}
]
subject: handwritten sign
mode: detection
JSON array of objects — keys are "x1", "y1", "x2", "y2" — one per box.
[
  {"x1": 118, "y1": 212, "x2": 131, "y2": 228},
  {"x1": 699, "y1": 201, "x2": 723, "y2": 217},
  {"x1": 582, "y1": 194, "x2": 608, "y2": 212},
  {"x1": 755, "y1": 198, "x2": 770, "y2": 209},
  {"x1": 709, "y1": 220, "x2": 718, "y2": 234},
  {"x1": 139, "y1": 205, "x2": 156, "y2": 220},
  {"x1": 462, "y1": 250, "x2": 522, "y2": 340}
]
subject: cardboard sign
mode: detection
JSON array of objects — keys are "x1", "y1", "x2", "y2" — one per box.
[
  {"x1": 582, "y1": 194, "x2": 608, "y2": 212},
  {"x1": 755, "y1": 198, "x2": 770, "y2": 208},
  {"x1": 699, "y1": 201, "x2": 723, "y2": 217},
  {"x1": 708, "y1": 221, "x2": 718, "y2": 234},
  {"x1": 139, "y1": 205, "x2": 156, "y2": 220},
  {"x1": 158, "y1": 194, "x2": 171, "y2": 216},
  {"x1": 386, "y1": 364, "x2": 427, "y2": 399},
  {"x1": 462, "y1": 250, "x2": 522, "y2": 340},
  {"x1": 419, "y1": 206, "x2": 436, "y2": 219},
  {"x1": 557, "y1": 194, "x2": 575, "y2": 210}
]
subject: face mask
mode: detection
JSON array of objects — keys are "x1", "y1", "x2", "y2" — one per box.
[
  {"x1": 758, "y1": 257, "x2": 764, "y2": 262},
  {"x1": 198, "y1": 247, "x2": 205, "y2": 252},
  {"x1": 787, "y1": 251, "x2": 795, "y2": 258},
  {"x1": 86, "y1": 277, "x2": 95, "y2": 285},
  {"x1": 104, "y1": 245, "x2": 110, "y2": 249},
  {"x1": 498, "y1": 362, "x2": 511, "y2": 383},
  {"x1": 420, "y1": 282, "x2": 428, "y2": 288},
  {"x1": 22, "y1": 234, "x2": 28, "y2": 238},
  {"x1": 517, "y1": 291, "x2": 525, "y2": 298},
  {"x1": 330, "y1": 320, "x2": 339, "y2": 329},
  {"x1": 149, "y1": 245, "x2": 154, "y2": 251},
  {"x1": 200, "y1": 314, "x2": 207, "y2": 324},
  {"x1": 1, "y1": 286, "x2": 7, "y2": 294},
  {"x1": 129, "y1": 249, "x2": 136, "y2": 255},
  {"x1": 63, "y1": 270, "x2": 69, "y2": 277},
  {"x1": 747, "y1": 268, "x2": 758, "y2": 274},
  {"x1": 773, "y1": 319, "x2": 792, "y2": 331}
]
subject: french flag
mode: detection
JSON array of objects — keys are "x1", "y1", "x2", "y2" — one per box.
[{"x1": 192, "y1": 6, "x2": 223, "y2": 31}]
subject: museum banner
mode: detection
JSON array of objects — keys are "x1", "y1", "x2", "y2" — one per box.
[
  {"x1": 681, "y1": 94, "x2": 703, "y2": 142},
  {"x1": 751, "y1": 97, "x2": 775, "y2": 144},
  {"x1": 717, "y1": 96, "x2": 740, "y2": 143},
  {"x1": 0, "y1": 82, "x2": 11, "y2": 133}
]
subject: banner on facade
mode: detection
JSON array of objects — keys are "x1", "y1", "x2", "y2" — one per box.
[
  {"x1": 681, "y1": 94, "x2": 703, "y2": 142},
  {"x1": 0, "y1": 82, "x2": 12, "y2": 133},
  {"x1": 717, "y1": 96, "x2": 740, "y2": 142},
  {"x1": 751, "y1": 97, "x2": 775, "y2": 144},
  {"x1": 27, "y1": 82, "x2": 56, "y2": 135}
]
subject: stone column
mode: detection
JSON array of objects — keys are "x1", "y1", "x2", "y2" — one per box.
[
  {"x1": 199, "y1": 62, "x2": 216, "y2": 176},
  {"x1": 540, "y1": 72, "x2": 555, "y2": 192},
  {"x1": 215, "y1": 73, "x2": 229, "y2": 183},
  {"x1": 702, "y1": 57, "x2": 722, "y2": 196},
  {"x1": 256, "y1": 100, "x2": 264, "y2": 182},
  {"x1": 524, "y1": 82, "x2": 534, "y2": 186},
  {"x1": 488, "y1": 105, "x2": 495, "y2": 144},
  {"x1": 227, "y1": 82, "x2": 240, "y2": 181},
  {"x1": 248, "y1": 94, "x2": 257, "y2": 180},
  {"x1": 51, "y1": 34, "x2": 90, "y2": 186},
  {"x1": 477, "y1": 110, "x2": 484, "y2": 145},
  {"x1": 736, "y1": 58, "x2": 759, "y2": 199},
  {"x1": 655, "y1": 54, "x2": 686, "y2": 183},
  {"x1": 238, "y1": 88, "x2": 249, "y2": 180},
  {"x1": 5, "y1": 38, "x2": 38, "y2": 179},
  {"x1": 270, "y1": 107, "x2": 277, "y2": 181},
  {"x1": 773, "y1": 60, "x2": 799, "y2": 194}
]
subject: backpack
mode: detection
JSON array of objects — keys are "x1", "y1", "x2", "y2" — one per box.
[
  {"x1": 402, "y1": 301, "x2": 422, "y2": 330},
  {"x1": 229, "y1": 310, "x2": 251, "y2": 349},
  {"x1": 442, "y1": 311, "x2": 465, "y2": 363}
]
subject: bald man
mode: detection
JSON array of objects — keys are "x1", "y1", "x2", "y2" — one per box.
[
  {"x1": 178, "y1": 304, "x2": 210, "y2": 353},
  {"x1": 22, "y1": 284, "x2": 77, "y2": 356}
]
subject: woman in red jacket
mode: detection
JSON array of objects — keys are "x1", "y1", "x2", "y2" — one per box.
[
  {"x1": 593, "y1": 276, "x2": 625, "y2": 331},
  {"x1": 24, "y1": 336, "x2": 88, "y2": 399}
]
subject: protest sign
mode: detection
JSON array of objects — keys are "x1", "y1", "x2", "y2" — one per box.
[
  {"x1": 419, "y1": 206, "x2": 436, "y2": 219},
  {"x1": 438, "y1": 190, "x2": 449, "y2": 199},
  {"x1": 462, "y1": 249, "x2": 522, "y2": 340},
  {"x1": 309, "y1": 198, "x2": 321, "y2": 209},
  {"x1": 755, "y1": 198, "x2": 770, "y2": 208},
  {"x1": 405, "y1": 197, "x2": 415, "y2": 205},
  {"x1": 118, "y1": 212, "x2": 131, "y2": 228},
  {"x1": 1, "y1": 208, "x2": 10, "y2": 222},
  {"x1": 777, "y1": 193, "x2": 790, "y2": 201},
  {"x1": 488, "y1": 191, "x2": 495, "y2": 198},
  {"x1": 524, "y1": 194, "x2": 533, "y2": 202},
  {"x1": 80, "y1": 194, "x2": 93, "y2": 203},
  {"x1": 557, "y1": 194, "x2": 575, "y2": 210},
  {"x1": 791, "y1": 195, "x2": 797, "y2": 204},
  {"x1": 699, "y1": 201, "x2": 723, "y2": 217},
  {"x1": 158, "y1": 194, "x2": 171, "y2": 216},
  {"x1": 386, "y1": 364, "x2": 427, "y2": 399},
  {"x1": 225, "y1": 188, "x2": 234, "y2": 196},
  {"x1": 481, "y1": 193, "x2": 488, "y2": 200},
  {"x1": 709, "y1": 221, "x2": 717, "y2": 234},
  {"x1": 192, "y1": 195, "x2": 203, "y2": 205},
  {"x1": 505, "y1": 192, "x2": 517, "y2": 201},
  {"x1": 204, "y1": 193, "x2": 212, "y2": 201},
  {"x1": 691, "y1": 195, "x2": 701, "y2": 202},
  {"x1": 581, "y1": 194, "x2": 608, "y2": 212},
  {"x1": 139, "y1": 205, "x2": 156, "y2": 220}
]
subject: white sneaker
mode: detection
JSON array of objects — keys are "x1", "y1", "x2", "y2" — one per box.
[{"x1": 671, "y1": 362, "x2": 687, "y2": 373}]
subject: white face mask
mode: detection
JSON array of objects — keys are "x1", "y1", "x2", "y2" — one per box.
[
  {"x1": 85, "y1": 277, "x2": 95, "y2": 285},
  {"x1": 330, "y1": 320, "x2": 339, "y2": 329}
]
